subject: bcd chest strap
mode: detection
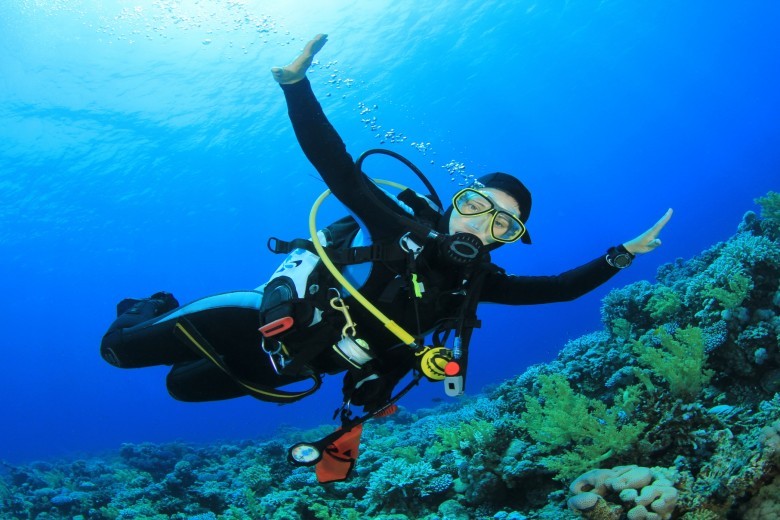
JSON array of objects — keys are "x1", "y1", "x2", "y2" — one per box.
[{"x1": 267, "y1": 236, "x2": 408, "y2": 264}]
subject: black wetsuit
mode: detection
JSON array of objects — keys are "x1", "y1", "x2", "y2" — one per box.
[{"x1": 100, "y1": 78, "x2": 621, "y2": 408}]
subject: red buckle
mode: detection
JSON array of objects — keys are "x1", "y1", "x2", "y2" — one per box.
[{"x1": 259, "y1": 317, "x2": 294, "y2": 338}]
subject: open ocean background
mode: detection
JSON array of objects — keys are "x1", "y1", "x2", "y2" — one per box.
[{"x1": 1, "y1": 0, "x2": 777, "y2": 465}]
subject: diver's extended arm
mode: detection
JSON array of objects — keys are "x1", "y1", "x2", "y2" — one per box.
[
  {"x1": 480, "y1": 255, "x2": 620, "y2": 305},
  {"x1": 482, "y1": 208, "x2": 674, "y2": 304},
  {"x1": 275, "y1": 36, "x2": 406, "y2": 241}
]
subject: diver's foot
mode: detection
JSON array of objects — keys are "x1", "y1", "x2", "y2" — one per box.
[
  {"x1": 150, "y1": 292, "x2": 179, "y2": 314},
  {"x1": 271, "y1": 33, "x2": 328, "y2": 84},
  {"x1": 116, "y1": 292, "x2": 179, "y2": 317},
  {"x1": 116, "y1": 298, "x2": 141, "y2": 316}
]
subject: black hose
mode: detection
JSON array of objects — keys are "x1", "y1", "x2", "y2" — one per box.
[{"x1": 355, "y1": 148, "x2": 443, "y2": 208}]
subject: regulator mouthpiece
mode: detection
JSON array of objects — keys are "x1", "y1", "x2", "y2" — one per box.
[{"x1": 439, "y1": 232, "x2": 483, "y2": 266}]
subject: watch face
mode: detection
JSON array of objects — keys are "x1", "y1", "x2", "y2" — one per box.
[{"x1": 614, "y1": 253, "x2": 632, "y2": 268}]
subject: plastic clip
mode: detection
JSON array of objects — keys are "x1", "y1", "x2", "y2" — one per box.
[{"x1": 259, "y1": 317, "x2": 294, "y2": 338}]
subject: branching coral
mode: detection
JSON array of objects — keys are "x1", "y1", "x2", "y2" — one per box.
[
  {"x1": 517, "y1": 374, "x2": 647, "y2": 482},
  {"x1": 702, "y1": 270, "x2": 753, "y2": 311},
  {"x1": 633, "y1": 327, "x2": 714, "y2": 400},
  {"x1": 237, "y1": 462, "x2": 273, "y2": 493},
  {"x1": 429, "y1": 419, "x2": 496, "y2": 456},
  {"x1": 359, "y1": 458, "x2": 450, "y2": 514},
  {"x1": 756, "y1": 191, "x2": 780, "y2": 220},
  {"x1": 644, "y1": 287, "x2": 682, "y2": 322},
  {"x1": 601, "y1": 281, "x2": 656, "y2": 333}
]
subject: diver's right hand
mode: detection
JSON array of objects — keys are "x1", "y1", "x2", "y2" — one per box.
[
  {"x1": 623, "y1": 208, "x2": 673, "y2": 255},
  {"x1": 271, "y1": 33, "x2": 328, "y2": 84}
]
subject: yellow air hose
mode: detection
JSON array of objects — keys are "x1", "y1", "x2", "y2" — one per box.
[{"x1": 308, "y1": 180, "x2": 419, "y2": 348}]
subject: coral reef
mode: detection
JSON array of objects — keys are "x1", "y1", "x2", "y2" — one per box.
[{"x1": 1, "y1": 192, "x2": 778, "y2": 519}]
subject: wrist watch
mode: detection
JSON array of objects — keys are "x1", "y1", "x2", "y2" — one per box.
[{"x1": 606, "y1": 245, "x2": 634, "y2": 269}]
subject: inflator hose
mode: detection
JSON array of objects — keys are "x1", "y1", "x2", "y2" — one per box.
[{"x1": 308, "y1": 181, "x2": 419, "y2": 348}]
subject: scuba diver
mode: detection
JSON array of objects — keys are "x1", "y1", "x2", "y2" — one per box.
[{"x1": 100, "y1": 34, "x2": 672, "y2": 482}]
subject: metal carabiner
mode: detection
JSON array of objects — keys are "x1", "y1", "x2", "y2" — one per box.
[
  {"x1": 261, "y1": 337, "x2": 287, "y2": 375},
  {"x1": 261, "y1": 336, "x2": 282, "y2": 356},
  {"x1": 329, "y1": 290, "x2": 357, "y2": 338}
]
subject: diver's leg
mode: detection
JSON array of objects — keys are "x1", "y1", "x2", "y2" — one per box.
[
  {"x1": 109, "y1": 292, "x2": 179, "y2": 333},
  {"x1": 165, "y1": 355, "x2": 307, "y2": 403},
  {"x1": 100, "y1": 291, "x2": 263, "y2": 369},
  {"x1": 101, "y1": 318, "x2": 192, "y2": 368},
  {"x1": 100, "y1": 292, "x2": 186, "y2": 368},
  {"x1": 164, "y1": 299, "x2": 309, "y2": 403},
  {"x1": 166, "y1": 360, "x2": 248, "y2": 402}
]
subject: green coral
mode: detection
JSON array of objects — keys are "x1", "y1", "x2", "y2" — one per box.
[
  {"x1": 755, "y1": 191, "x2": 780, "y2": 222},
  {"x1": 517, "y1": 374, "x2": 647, "y2": 482},
  {"x1": 391, "y1": 444, "x2": 422, "y2": 463},
  {"x1": 308, "y1": 502, "x2": 361, "y2": 520},
  {"x1": 751, "y1": 190, "x2": 780, "y2": 240},
  {"x1": 634, "y1": 326, "x2": 714, "y2": 400},
  {"x1": 429, "y1": 419, "x2": 496, "y2": 456},
  {"x1": 238, "y1": 462, "x2": 273, "y2": 493},
  {"x1": 681, "y1": 511, "x2": 721, "y2": 520},
  {"x1": 611, "y1": 317, "x2": 634, "y2": 341},
  {"x1": 644, "y1": 286, "x2": 682, "y2": 321},
  {"x1": 612, "y1": 384, "x2": 645, "y2": 416},
  {"x1": 703, "y1": 270, "x2": 753, "y2": 311}
]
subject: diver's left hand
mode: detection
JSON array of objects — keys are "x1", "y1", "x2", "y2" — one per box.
[{"x1": 623, "y1": 209, "x2": 673, "y2": 255}]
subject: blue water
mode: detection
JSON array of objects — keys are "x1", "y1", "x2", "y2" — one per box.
[{"x1": 1, "y1": 0, "x2": 778, "y2": 465}]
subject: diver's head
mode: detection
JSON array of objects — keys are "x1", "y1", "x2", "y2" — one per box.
[{"x1": 448, "y1": 172, "x2": 533, "y2": 246}]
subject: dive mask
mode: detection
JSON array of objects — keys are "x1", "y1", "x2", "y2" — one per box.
[{"x1": 452, "y1": 188, "x2": 527, "y2": 243}]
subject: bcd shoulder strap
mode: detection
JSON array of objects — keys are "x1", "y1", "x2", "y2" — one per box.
[
  {"x1": 267, "y1": 215, "x2": 408, "y2": 264},
  {"x1": 396, "y1": 188, "x2": 443, "y2": 227}
]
